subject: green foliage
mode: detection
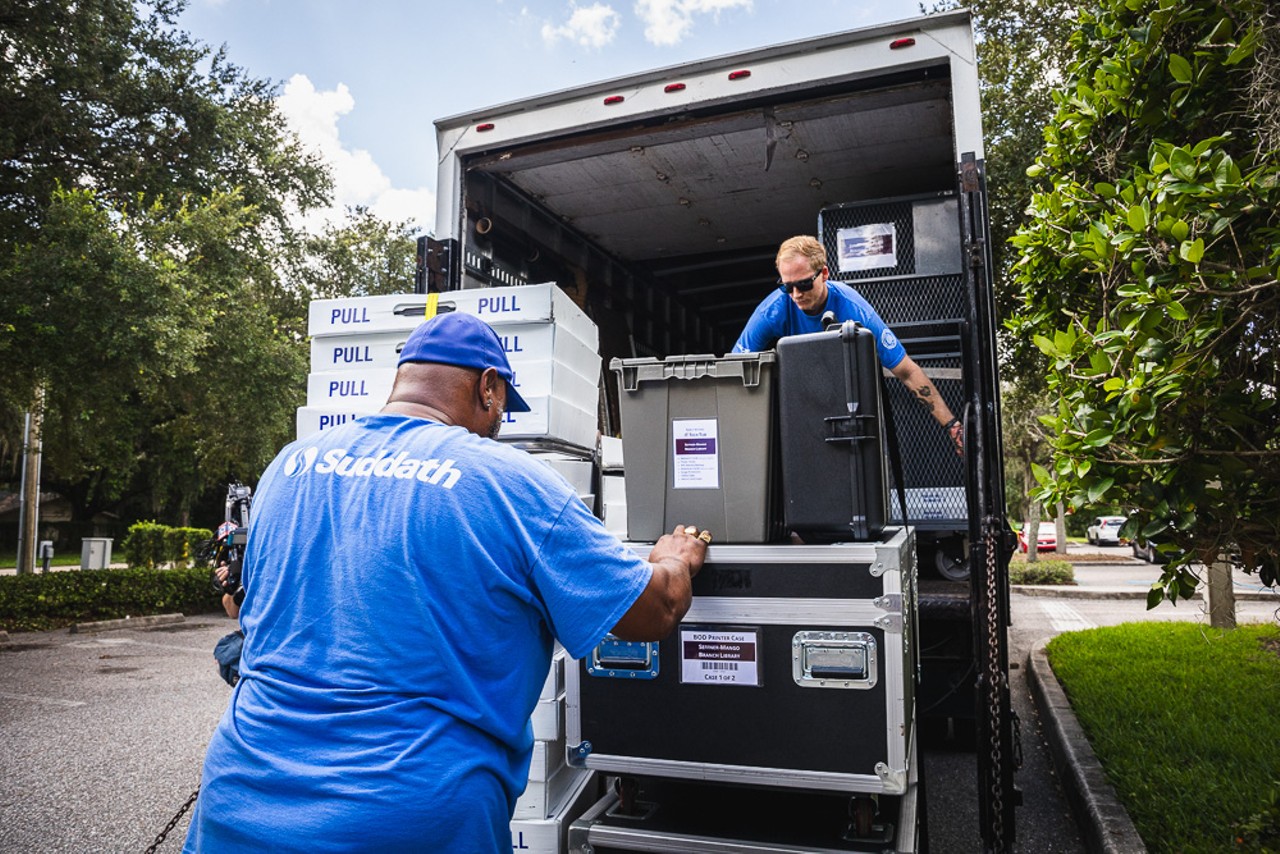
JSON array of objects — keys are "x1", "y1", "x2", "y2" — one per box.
[
  {"x1": 1047, "y1": 623, "x2": 1280, "y2": 851},
  {"x1": 1008, "y1": 0, "x2": 1280, "y2": 603},
  {"x1": 120, "y1": 521, "x2": 212, "y2": 569},
  {"x1": 1235, "y1": 780, "x2": 1280, "y2": 850},
  {"x1": 293, "y1": 206, "x2": 420, "y2": 299},
  {"x1": 1009, "y1": 557, "x2": 1075, "y2": 585},
  {"x1": 0, "y1": 566, "x2": 222, "y2": 632},
  {"x1": 0, "y1": 0, "x2": 329, "y2": 523}
]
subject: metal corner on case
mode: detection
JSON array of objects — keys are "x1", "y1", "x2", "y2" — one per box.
[
  {"x1": 875, "y1": 761, "x2": 908, "y2": 794},
  {"x1": 568, "y1": 740, "x2": 593, "y2": 767}
]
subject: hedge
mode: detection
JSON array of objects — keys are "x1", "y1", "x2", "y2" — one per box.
[
  {"x1": 120, "y1": 521, "x2": 213, "y2": 569},
  {"x1": 1009, "y1": 558, "x2": 1075, "y2": 586},
  {"x1": 0, "y1": 566, "x2": 223, "y2": 632}
]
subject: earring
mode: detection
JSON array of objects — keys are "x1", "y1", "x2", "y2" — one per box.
[{"x1": 484, "y1": 398, "x2": 492, "y2": 410}]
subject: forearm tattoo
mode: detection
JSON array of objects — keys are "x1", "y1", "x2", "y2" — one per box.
[{"x1": 912, "y1": 384, "x2": 935, "y2": 412}]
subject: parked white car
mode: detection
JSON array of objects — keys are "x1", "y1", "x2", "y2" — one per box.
[{"x1": 1086, "y1": 515, "x2": 1127, "y2": 546}]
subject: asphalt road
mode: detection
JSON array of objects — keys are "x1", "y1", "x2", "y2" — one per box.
[
  {"x1": 1, "y1": 548, "x2": 1274, "y2": 854},
  {"x1": 0, "y1": 615, "x2": 232, "y2": 854}
]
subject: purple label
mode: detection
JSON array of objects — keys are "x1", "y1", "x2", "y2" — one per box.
[{"x1": 676, "y1": 439, "x2": 716, "y2": 455}]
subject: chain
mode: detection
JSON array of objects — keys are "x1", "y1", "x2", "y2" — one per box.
[
  {"x1": 144, "y1": 787, "x2": 200, "y2": 854},
  {"x1": 1012, "y1": 709, "x2": 1024, "y2": 770},
  {"x1": 985, "y1": 524, "x2": 1005, "y2": 850}
]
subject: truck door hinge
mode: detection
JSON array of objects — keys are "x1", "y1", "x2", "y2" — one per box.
[{"x1": 968, "y1": 239, "x2": 986, "y2": 269}]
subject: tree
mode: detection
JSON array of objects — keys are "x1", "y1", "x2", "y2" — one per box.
[
  {"x1": 1002, "y1": 379, "x2": 1054, "y2": 562},
  {"x1": 291, "y1": 207, "x2": 420, "y2": 299},
  {"x1": 928, "y1": 0, "x2": 1077, "y2": 539},
  {"x1": 1008, "y1": 0, "x2": 1280, "y2": 607},
  {"x1": 0, "y1": 0, "x2": 328, "y2": 248},
  {"x1": 928, "y1": 0, "x2": 1078, "y2": 356},
  {"x1": 0, "y1": 0, "x2": 330, "y2": 528},
  {"x1": 0, "y1": 186, "x2": 309, "y2": 523}
]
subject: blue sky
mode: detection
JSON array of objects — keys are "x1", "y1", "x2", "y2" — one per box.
[{"x1": 179, "y1": 0, "x2": 927, "y2": 232}]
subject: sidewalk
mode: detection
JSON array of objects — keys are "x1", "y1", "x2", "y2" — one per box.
[{"x1": 1017, "y1": 544, "x2": 1277, "y2": 601}]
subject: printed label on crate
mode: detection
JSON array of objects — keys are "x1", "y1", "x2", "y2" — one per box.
[
  {"x1": 679, "y1": 627, "x2": 760, "y2": 686},
  {"x1": 837, "y1": 222, "x2": 897, "y2": 272},
  {"x1": 671, "y1": 419, "x2": 719, "y2": 489}
]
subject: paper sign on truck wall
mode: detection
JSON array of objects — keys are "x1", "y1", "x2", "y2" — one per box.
[
  {"x1": 671, "y1": 418, "x2": 719, "y2": 489},
  {"x1": 837, "y1": 222, "x2": 897, "y2": 272}
]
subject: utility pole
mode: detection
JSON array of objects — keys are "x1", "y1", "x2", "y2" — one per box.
[{"x1": 16, "y1": 388, "x2": 44, "y2": 575}]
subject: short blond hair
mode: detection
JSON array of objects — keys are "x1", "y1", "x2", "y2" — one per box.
[{"x1": 776, "y1": 235, "x2": 827, "y2": 274}]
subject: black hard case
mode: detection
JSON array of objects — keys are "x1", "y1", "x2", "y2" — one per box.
[
  {"x1": 566, "y1": 530, "x2": 917, "y2": 796},
  {"x1": 776, "y1": 321, "x2": 891, "y2": 542}
]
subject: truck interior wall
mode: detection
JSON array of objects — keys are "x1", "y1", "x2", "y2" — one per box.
[{"x1": 458, "y1": 69, "x2": 961, "y2": 436}]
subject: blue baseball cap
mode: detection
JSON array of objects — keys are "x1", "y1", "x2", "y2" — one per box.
[{"x1": 397, "y1": 312, "x2": 531, "y2": 412}]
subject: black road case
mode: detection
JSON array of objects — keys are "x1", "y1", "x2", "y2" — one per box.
[
  {"x1": 566, "y1": 529, "x2": 917, "y2": 796},
  {"x1": 776, "y1": 321, "x2": 890, "y2": 543},
  {"x1": 566, "y1": 744, "x2": 921, "y2": 853}
]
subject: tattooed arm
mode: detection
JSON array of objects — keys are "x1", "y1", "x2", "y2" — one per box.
[{"x1": 890, "y1": 355, "x2": 963, "y2": 454}]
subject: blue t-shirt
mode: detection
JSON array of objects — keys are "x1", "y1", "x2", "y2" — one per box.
[
  {"x1": 731, "y1": 281, "x2": 907, "y2": 369},
  {"x1": 184, "y1": 414, "x2": 653, "y2": 853}
]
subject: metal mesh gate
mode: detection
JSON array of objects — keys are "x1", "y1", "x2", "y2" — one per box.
[{"x1": 819, "y1": 195, "x2": 969, "y2": 526}]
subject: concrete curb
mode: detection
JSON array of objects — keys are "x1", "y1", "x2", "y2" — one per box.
[
  {"x1": 68, "y1": 613, "x2": 186, "y2": 634},
  {"x1": 1028, "y1": 637, "x2": 1147, "y2": 853},
  {"x1": 1014, "y1": 585, "x2": 1145, "y2": 600},
  {"x1": 1013, "y1": 584, "x2": 1277, "y2": 602}
]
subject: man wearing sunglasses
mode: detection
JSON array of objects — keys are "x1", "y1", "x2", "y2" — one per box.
[{"x1": 733, "y1": 235, "x2": 963, "y2": 453}]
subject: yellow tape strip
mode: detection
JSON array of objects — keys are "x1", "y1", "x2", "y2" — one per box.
[{"x1": 425, "y1": 292, "x2": 439, "y2": 320}]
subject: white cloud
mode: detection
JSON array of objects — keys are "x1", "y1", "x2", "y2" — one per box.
[
  {"x1": 541, "y1": 3, "x2": 622, "y2": 48},
  {"x1": 275, "y1": 74, "x2": 433, "y2": 233},
  {"x1": 634, "y1": 0, "x2": 752, "y2": 47}
]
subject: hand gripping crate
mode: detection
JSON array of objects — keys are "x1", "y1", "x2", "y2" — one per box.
[{"x1": 566, "y1": 527, "x2": 918, "y2": 796}]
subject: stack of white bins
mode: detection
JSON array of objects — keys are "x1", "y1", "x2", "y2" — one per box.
[
  {"x1": 511, "y1": 643, "x2": 597, "y2": 852},
  {"x1": 300, "y1": 285, "x2": 601, "y2": 452},
  {"x1": 598, "y1": 436, "x2": 627, "y2": 537}
]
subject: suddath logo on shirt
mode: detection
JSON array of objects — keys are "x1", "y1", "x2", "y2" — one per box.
[{"x1": 282, "y1": 446, "x2": 463, "y2": 489}]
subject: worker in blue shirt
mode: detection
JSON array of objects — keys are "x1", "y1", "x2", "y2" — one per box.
[
  {"x1": 734, "y1": 235, "x2": 963, "y2": 454},
  {"x1": 184, "y1": 312, "x2": 710, "y2": 853}
]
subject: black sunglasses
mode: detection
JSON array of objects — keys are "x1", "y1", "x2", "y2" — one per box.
[{"x1": 777, "y1": 270, "x2": 823, "y2": 294}]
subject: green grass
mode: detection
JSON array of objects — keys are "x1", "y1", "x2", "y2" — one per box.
[
  {"x1": 1048, "y1": 623, "x2": 1280, "y2": 852},
  {"x1": 0, "y1": 551, "x2": 89, "y2": 570}
]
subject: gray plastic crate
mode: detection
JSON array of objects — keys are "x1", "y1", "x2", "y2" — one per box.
[{"x1": 610, "y1": 353, "x2": 780, "y2": 544}]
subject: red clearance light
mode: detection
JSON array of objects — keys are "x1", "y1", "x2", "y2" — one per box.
[
  {"x1": 664, "y1": 82, "x2": 687, "y2": 93},
  {"x1": 889, "y1": 37, "x2": 916, "y2": 49},
  {"x1": 475, "y1": 122, "x2": 495, "y2": 132},
  {"x1": 728, "y1": 69, "x2": 751, "y2": 80},
  {"x1": 603, "y1": 95, "x2": 625, "y2": 105}
]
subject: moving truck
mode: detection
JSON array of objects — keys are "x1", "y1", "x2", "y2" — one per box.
[{"x1": 423, "y1": 9, "x2": 1017, "y2": 850}]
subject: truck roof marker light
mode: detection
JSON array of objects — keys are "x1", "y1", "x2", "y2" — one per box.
[
  {"x1": 664, "y1": 82, "x2": 686, "y2": 93},
  {"x1": 475, "y1": 122, "x2": 495, "y2": 132},
  {"x1": 603, "y1": 95, "x2": 625, "y2": 105},
  {"x1": 889, "y1": 37, "x2": 916, "y2": 49},
  {"x1": 728, "y1": 70, "x2": 751, "y2": 80}
]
